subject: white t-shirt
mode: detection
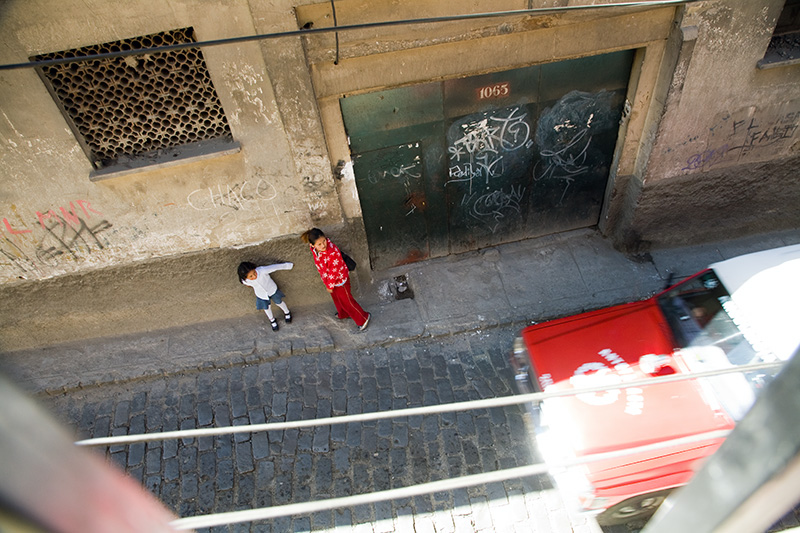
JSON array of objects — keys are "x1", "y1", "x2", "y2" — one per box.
[{"x1": 242, "y1": 263, "x2": 293, "y2": 300}]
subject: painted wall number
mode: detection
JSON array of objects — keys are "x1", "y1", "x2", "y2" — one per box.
[{"x1": 477, "y1": 82, "x2": 510, "y2": 100}]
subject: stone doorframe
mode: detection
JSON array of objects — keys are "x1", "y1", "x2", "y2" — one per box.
[{"x1": 297, "y1": 1, "x2": 686, "y2": 249}]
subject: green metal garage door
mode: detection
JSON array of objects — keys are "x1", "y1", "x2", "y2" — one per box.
[{"x1": 341, "y1": 50, "x2": 634, "y2": 270}]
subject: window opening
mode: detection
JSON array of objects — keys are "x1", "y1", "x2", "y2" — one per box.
[
  {"x1": 759, "y1": 0, "x2": 800, "y2": 68},
  {"x1": 31, "y1": 27, "x2": 232, "y2": 169}
]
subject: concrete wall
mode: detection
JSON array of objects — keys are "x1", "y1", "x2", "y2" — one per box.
[
  {"x1": 625, "y1": 0, "x2": 800, "y2": 247},
  {"x1": 1, "y1": 0, "x2": 798, "y2": 351},
  {"x1": 0, "y1": 0, "x2": 338, "y2": 286}
]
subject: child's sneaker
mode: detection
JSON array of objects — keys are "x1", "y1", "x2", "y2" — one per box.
[
  {"x1": 285, "y1": 313, "x2": 292, "y2": 324},
  {"x1": 270, "y1": 318, "x2": 279, "y2": 331},
  {"x1": 359, "y1": 313, "x2": 371, "y2": 331}
]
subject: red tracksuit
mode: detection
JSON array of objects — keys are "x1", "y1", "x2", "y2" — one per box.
[{"x1": 311, "y1": 239, "x2": 369, "y2": 327}]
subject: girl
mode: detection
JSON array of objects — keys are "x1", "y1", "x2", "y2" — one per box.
[
  {"x1": 301, "y1": 228, "x2": 370, "y2": 331},
  {"x1": 238, "y1": 261, "x2": 293, "y2": 331}
]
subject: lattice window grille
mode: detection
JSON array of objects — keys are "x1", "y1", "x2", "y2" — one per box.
[{"x1": 32, "y1": 27, "x2": 232, "y2": 168}]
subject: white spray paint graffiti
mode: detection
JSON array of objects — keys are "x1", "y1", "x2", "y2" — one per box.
[
  {"x1": 186, "y1": 178, "x2": 282, "y2": 226},
  {"x1": 367, "y1": 147, "x2": 423, "y2": 184},
  {"x1": 461, "y1": 184, "x2": 526, "y2": 233},
  {"x1": 445, "y1": 106, "x2": 534, "y2": 234},
  {"x1": 534, "y1": 90, "x2": 617, "y2": 205},
  {"x1": 447, "y1": 107, "x2": 533, "y2": 195}
]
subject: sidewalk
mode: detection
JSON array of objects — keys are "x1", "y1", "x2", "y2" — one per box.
[{"x1": 3, "y1": 227, "x2": 798, "y2": 395}]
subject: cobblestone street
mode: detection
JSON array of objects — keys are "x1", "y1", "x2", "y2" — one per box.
[{"x1": 43, "y1": 326, "x2": 596, "y2": 533}]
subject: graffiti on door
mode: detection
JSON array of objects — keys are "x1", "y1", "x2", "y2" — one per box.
[
  {"x1": 447, "y1": 106, "x2": 534, "y2": 193},
  {"x1": 447, "y1": 106, "x2": 535, "y2": 233},
  {"x1": 534, "y1": 90, "x2": 619, "y2": 205}
]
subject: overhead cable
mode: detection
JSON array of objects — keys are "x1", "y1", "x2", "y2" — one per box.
[{"x1": 1, "y1": 0, "x2": 698, "y2": 72}]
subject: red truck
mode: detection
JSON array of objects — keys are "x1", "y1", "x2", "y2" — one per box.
[{"x1": 510, "y1": 244, "x2": 800, "y2": 525}]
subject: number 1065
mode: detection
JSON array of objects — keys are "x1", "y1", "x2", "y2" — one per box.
[{"x1": 477, "y1": 82, "x2": 510, "y2": 100}]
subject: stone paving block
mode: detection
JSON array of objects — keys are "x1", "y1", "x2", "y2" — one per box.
[
  {"x1": 332, "y1": 363, "x2": 347, "y2": 389},
  {"x1": 391, "y1": 373, "x2": 408, "y2": 398},
  {"x1": 334, "y1": 507, "x2": 353, "y2": 528},
  {"x1": 145, "y1": 446, "x2": 162, "y2": 474},
  {"x1": 524, "y1": 492, "x2": 553, "y2": 533},
  {"x1": 297, "y1": 428, "x2": 313, "y2": 452},
  {"x1": 283, "y1": 428, "x2": 298, "y2": 455},
  {"x1": 303, "y1": 383, "x2": 318, "y2": 407},
  {"x1": 212, "y1": 402, "x2": 231, "y2": 428},
  {"x1": 361, "y1": 400, "x2": 378, "y2": 414},
  {"x1": 112, "y1": 400, "x2": 130, "y2": 428},
  {"x1": 180, "y1": 472, "x2": 198, "y2": 500},
  {"x1": 163, "y1": 456, "x2": 179, "y2": 482},
  {"x1": 420, "y1": 366, "x2": 437, "y2": 391},
  {"x1": 331, "y1": 389, "x2": 347, "y2": 415},
  {"x1": 313, "y1": 425, "x2": 330, "y2": 452},
  {"x1": 361, "y1": 425, "x2": 378, "y2": 454},
  {"x1": 252, "y1": 431, "x2": 270, "y2": 460},
  {"x1": 128, "y1": 441, "x2": 145, "y2": 466},
  {"x1": 314, "y1": 455, "x2": 333, "y2": 495},
  {"x1": 413, "y1": 514, "x2": 437, "y2": 533},
  {"x1": 331, "y1": 422, "x2": 346, "y2": 443},
  {"x1": 179, "y1": 445, "x2": 198, "y2": 474},
  {"x1": 232, "y1": 416, "x2": 250, "y2": 443},
  {"x1": 392, "y1": 423, "x2": 408, "y2": 447},
  {"x1": 435, "y1": 378, "x2": 454, "y2": 403},
  {"x1": 246, "y1": 384, "x2": 262, "y2": 409},
  {"x1": 196, "y1": 478, "x2": 215, "y2": 513},
  {"x1": 393, "y1": 506, "x2": 415, "y2": 532},
  {"x1": 470, "y1": 494, "x2": 495, "y2": 531},
  {"x1": 197, "y1": 449, "x2": 216, "y2": 479},
  {"x1": 180, "y1": 418, "x2": 196, "y2": 445},
  {"x1": 413, "y1": 494, "x2": 433, "y2": 514},
  {"x1": 347, "y1": 396, "x2": 363, "y2": 415},
  {"x1": 144, "y1": 474, "x2": 161, "y2": 498},
  {"x1": 361, "y1": 376, "x2": 378, "y2": 403},
  {"x1": 237, "y1": 471, "x2": 255, "y2": 508},
  {"x1": 196, "y1": 402, "x2": 213, "y2": 427},
  {"x1": 376, "y1": 419, "x2": 392, "y2": 439},
  {"x1": 285, "y1": 399, "x2": 302, "y2": 420},
  {"x1": 108, "y1": 426, "x2": 127, "y2": 453},
  {"x1": 270, "y1": 392, "x2": 287, "y2": 418}
]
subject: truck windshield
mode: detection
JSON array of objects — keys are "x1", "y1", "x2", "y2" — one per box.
[
  {"x1": 656, "y1": 270, "x2": 774, "y2": 420},
  {"x1": 657, "y1": 270, "x2": 759, "y2": 361}
]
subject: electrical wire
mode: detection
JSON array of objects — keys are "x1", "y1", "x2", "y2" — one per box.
[{"x1": 0, "y1": 0, "x2": 698, "y2": 72}]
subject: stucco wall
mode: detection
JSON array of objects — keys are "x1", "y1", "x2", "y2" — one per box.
[
  {"x1": 0, "y1": 0, "x2": 339, "y2": 285},
  {"x1": 2, "y1": 0, "x2": 798, "y2": 351},
  {"x1": 629, "y1": 0, "x2": 800, "y2": 246}
]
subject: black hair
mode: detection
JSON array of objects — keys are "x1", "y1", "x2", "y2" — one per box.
[
  {"x1": 237, "y1": 261, "x2": 257, "y2": 283},
  {"x1": 300, "y1": 227, "x2": 326, "y2": 245}
]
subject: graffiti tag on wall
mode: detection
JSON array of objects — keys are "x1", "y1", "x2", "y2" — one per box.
[
  {"x1": 186, "y1": 178, "x2": 283, "y2": 227},
  {"x1": 1, "y1": 200, "x2": 112, "y2": 277},
  {"x1": 679, "y1": 102, "x2": 800, "y2": 173}
]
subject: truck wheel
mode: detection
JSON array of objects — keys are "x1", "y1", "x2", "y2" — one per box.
[{"x1": 596, "y1": 489, "x2": 672, "y2": 526}]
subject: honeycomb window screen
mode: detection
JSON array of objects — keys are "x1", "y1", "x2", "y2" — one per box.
[{"x1": 32, "y1": 27, "x2": 232, "y2": 169}]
